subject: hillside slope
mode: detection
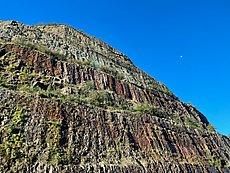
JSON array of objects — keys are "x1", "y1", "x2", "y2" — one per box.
[{"x1": 0, "y1": 20, "x2": 229, "y2": 173}]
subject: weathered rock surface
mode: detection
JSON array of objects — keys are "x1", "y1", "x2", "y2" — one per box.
[{"x1": 0, "y1": 20, "x2": 229, "y2": 173}]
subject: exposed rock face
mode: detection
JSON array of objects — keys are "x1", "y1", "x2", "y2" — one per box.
[{"x1": 0, "y1": 20, "x2": 229, "y2": 173}]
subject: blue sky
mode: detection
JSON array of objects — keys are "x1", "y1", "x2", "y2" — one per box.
[{"x1": 1, "y1": 0, "x2": 229, "y2": 135}]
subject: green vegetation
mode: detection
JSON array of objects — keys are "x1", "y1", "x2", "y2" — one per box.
[
  {"x1": 1, "y1": 60, "x2": 167, "y2": 116},
  {"x1": 175, "y1": 117, "x2": 182, "y2": 124},
  {"x1": 100, "y1": 65, "x2": 111, "y2": 74},
  {"x1": 0, "y1": 75, "x2": 12, "y2": 89},
  {"x1": 100, "y1": 65, "x2": 124, "y2": 80},
  {"x1": 47, "y1": 120, "x2": 61, "y2": 129},
  {"x1": 185, "y1": 119, "x2": 202, "y2": 128},
  {"x1": 45, "y1": 120, "x2": 62, "y2": 165},
  {"x1": 67, "y1": 58, "x2": 90, "y2": 66},
  {"x1": 130, "y1": 103, "x2": 166, "y2": 118},
  {"x1": 0, "y1": 107, "x2": 28, "y2": 160},
  {"x1": 132, "y1": 103, "x2": 154, "y2": 114},
  {"x1": 90, "y1": 60, "x2": 101, "y2": 70},
  {"x1": 0, "y1": 44, "x2": 169, "y2": 119},
  {"x1": 152, "y1": 82, "x2": 174, "y2": 97},
  {"x1": 88, "y1": 90, "x2": 114, "y2": 107},
  {"x1": 207, "y1": 124, "x2": 215, "y2": 132},
  {"x1": 11, "y1": 107, "x2": 28, "y2": 126},
  {"x1": 162, "y1": 88, "x2": 173, "y2": 97},
  {"x1": 12, "y1": 37, "x2": 66, "y2": 58},
  {"x1": 206, "y1": 154, "x2": 222, "y2": 170},
  {"x1": 117, "y1": 96, "x2": 130, "y2": 110},
  {"x1": 20, "y1": 69, "x2": 35, "y2": 82},
  {"x1": 0, "y1": 80, "x2": 15, "y2": 89}
]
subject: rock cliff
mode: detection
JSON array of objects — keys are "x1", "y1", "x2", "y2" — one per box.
[{"x1": 0, "y1": 20, "x2": 229, "y2": 173}]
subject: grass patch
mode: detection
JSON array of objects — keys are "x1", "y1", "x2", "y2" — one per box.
[
  {"x1": 185, "y1": 119, "x2": 202, "y2": 129},
  {"x1": 100, "y1": 65, "x2": 124, "y2": 80},
  {"x1": 207, "y1": 124, "x2": 215, "y2": 132},
  {"x1": 130, "y1": 103, "x2": 166, "y2": 118}
]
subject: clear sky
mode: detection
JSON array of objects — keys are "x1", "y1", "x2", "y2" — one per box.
[{"x1": 1, "y1": 0, "x2": 229, "y2": 135}]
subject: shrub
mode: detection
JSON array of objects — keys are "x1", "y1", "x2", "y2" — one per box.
[
  {"x1": 76, "y1": 59, "x2": 90, "y2": 66},
  {"x1": 133, "y1": 103, "x2": 154, "y2": 114},
  {"x1": 100, "y1": 65, "x2": 111, "y2": 74},
  {"x1": 100, "y1": 65, "x2": 124, "y2": 80},
  {"x1": 207, "y1": 124, "x2": 215, "y2": 132},
  {"x1": 0, "y1": 75, "x2": 6, "y2": 86},
  {"x1": 45, "y1": 84, "x2": 53, "y2": 97},
  {"x1": 185, "y1": 119, "x2": 202, "y2": 128},
  {"x1": 90, "y1": 60, "x2": 101, "y2": 70},
  {"x1": 12, "y1": 107, "x2": 28, "y2": 126},
  {"x1": 88, "y1": 90, "x2": 106, "y2": 106},
  {"x1": 115, "y1": 72, "x2": 125, "y2": 80},
  {"x1": 206, "y1": 154, "x2": 222, "y2": 170},
  {"x1": 88, "y1": 90, "x2": 113, "y2": 107},
  {"x1": 162, "y1": 88, "x2": 173, "y2": 97},
  {"x1": 67, "y1": 58, "x2": 90, "y2": 66},
  {"x1": 117, "y1": 96, "x2": 130, "y2": 110},
  {"x1": 80, "y1": 81, "x2": 95, "y2": 96},
  {"x1": 130, "y1": 103, "x2": 166, "y2": 118}
]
